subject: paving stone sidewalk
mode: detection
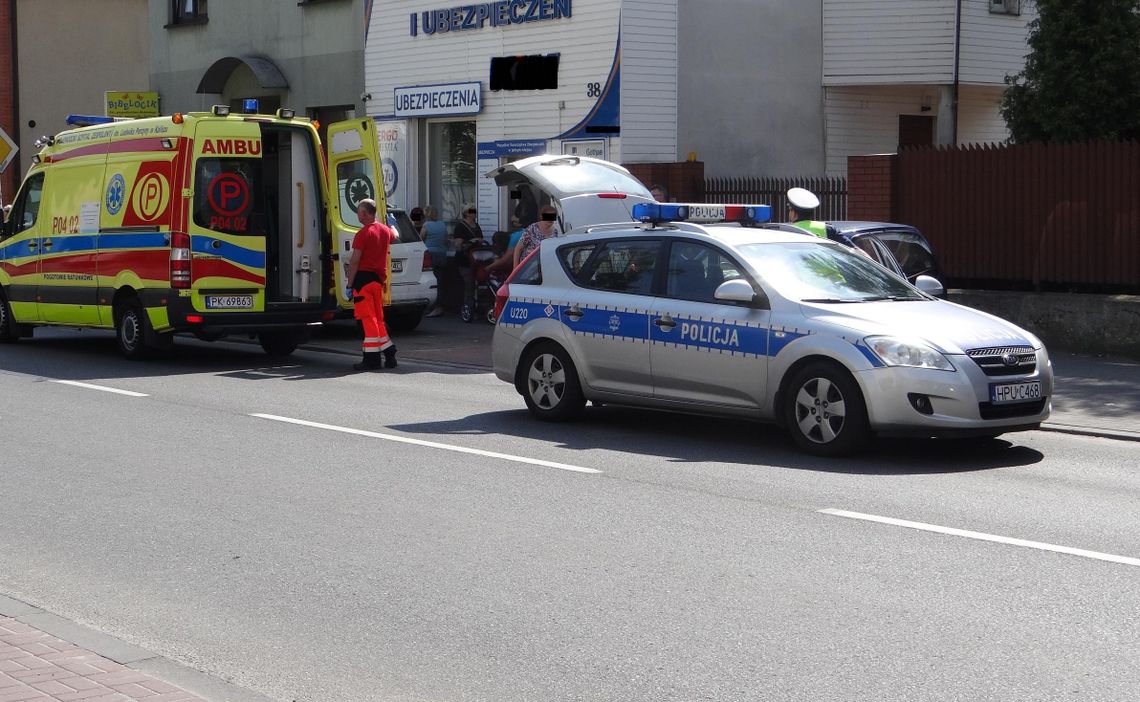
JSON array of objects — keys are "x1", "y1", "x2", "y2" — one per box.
[{"x1": 0, "y1": 618, "x2": 205, "y2": 702}]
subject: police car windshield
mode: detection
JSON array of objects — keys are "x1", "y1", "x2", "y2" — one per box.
[{"x1": 737, "y1": 241, "x2": 924, "y2": 303}]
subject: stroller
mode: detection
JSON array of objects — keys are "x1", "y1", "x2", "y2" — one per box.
[{"x1": 461, "y1": 239, "x2": 505, "y2": 324}]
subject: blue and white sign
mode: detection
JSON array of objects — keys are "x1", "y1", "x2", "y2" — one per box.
[
  {"x1": 375, "y1": 120, "x2": 408, "y2": 209},
  {"x1": 394, "y1": 81, "x2": 481, "y2": 118},
  {"x1": 476, "y1": 139, "x2": 548, "y2": 158}
]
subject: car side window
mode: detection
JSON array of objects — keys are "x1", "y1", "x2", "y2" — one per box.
[
  {"x1": 665, "y1": 241, "x2": 744, "y2": 303},
  {"x1": 879, "y1": 232, "x2": 936, "y2": 278},
  {"x1": 3, "y1": 172, "x2": 45, "y2": 239},
  {"x1": 574, "y1": 239, "x2": 660, "y2": 295},
  {"x1": 511, "y1": 250, "x2": 542, "y2": 285},
  {"x1": 557, "y1": 242, "x2": 597, "y2": 279}
]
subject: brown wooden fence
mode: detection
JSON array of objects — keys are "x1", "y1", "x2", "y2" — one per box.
[
  {"x1": 704, "y1": 176, "x2": 847, "y2": 220},
  {"x1": 895, "y1": 142, "x2": 1140, "y2": 292}
]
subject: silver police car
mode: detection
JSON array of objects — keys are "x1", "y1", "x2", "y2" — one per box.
[{"x1": 492, "y1": 203, "x2": 1052, "y2": 456}]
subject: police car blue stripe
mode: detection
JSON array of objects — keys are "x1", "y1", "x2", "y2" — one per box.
[
  {"x1": 852, "y1": 340, "x2": 887, "y2": 367},
  {"x1": 561, "y1": 306, "x2": 648, "y2": 341},
  {"x1": 499, "y1": 299, "x2": 559, "y2": 326},
  {"x1": 650, "y1": 316, "x2": 768, "y2": 356},
  {"x1": 768, "y1": 327, "x2": 810, "y2": 356}
]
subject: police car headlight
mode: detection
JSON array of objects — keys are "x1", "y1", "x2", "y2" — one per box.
[{"x1": 866, "y1": 336, "x2": 953, "y2": 371}]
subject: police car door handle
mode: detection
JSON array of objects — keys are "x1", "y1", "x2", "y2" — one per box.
[
  {"x1": 653, "y1": 315, "x2": 676, "y2": 329},
  {"x1": 564, "y1": 305, "x2": 584, "y2": 320}
]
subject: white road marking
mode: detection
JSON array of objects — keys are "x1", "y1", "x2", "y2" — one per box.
[
  {"x1": 252, "y1": 413, "x2": 602, "y2": 474},
  {"x1": 819, "y1": 508, "x2": 1140, "y2": 567},
  {"x1": 50, "y1": 380, "x2": 149, "y2": 397}
]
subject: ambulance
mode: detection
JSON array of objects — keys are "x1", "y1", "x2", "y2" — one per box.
[{"x1": 0, "y1": 102, "x2": 383, "y2": 358}]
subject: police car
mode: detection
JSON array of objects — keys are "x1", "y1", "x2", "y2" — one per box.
[{"x1": 491, "y1": 203, "x2": 1053, "y2": 456}]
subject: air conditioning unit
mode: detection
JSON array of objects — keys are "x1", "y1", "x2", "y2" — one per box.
[{"x1": 990, "y1": 0, "x2": 1021, "y2": 15}]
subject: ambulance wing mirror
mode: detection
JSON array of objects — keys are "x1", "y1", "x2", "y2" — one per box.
[{"x1": 715, "y1": 279, "x2": 768, "y2": 309}]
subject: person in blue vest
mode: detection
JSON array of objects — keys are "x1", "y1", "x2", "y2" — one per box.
[{"x1": 786, "y1": 187, "x2": 827, "y2": 239}]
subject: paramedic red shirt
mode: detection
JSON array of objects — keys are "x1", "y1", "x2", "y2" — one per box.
[{"x1": 351, "y1": 221, "x2": 395, "y2": 284}]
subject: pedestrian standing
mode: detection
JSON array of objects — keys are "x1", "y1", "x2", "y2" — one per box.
[
  {"x1": 453, "y1": 205, "x2": 483, "y2": 316},
  {"x1": 513, "y1": 205, "x2": 560, "y2": 268},
  {"x1": 422, "y1": 206, "x2": 448, "y2": 317},
  {"x1": 345, "y1": 198, "x2": 398, "y2": 370}
]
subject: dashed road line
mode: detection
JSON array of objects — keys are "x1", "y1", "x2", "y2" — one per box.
[
  {"x1": 50, "y1": 380, "x2": 149, "y2": 397},
  {"x1": 820, "y1": 508, "x2": 1140, "y2": 567},
  {"x1": 252, "y1": 413, "x2": 602, "y2": 474}
]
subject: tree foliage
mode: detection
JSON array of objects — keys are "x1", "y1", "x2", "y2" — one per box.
[{"x1": 1001, "y1": 0, "x2": 1140, "y2": 143}]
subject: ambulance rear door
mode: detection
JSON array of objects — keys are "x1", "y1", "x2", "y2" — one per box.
[
  {"x1": 325, "y1": 118, "x2": 385, "y2": 310},
  {"x1": 188, "y1": 120, "x2": 269, "y2": 314}
]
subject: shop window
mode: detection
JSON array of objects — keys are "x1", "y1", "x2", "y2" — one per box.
[
  {"x1": 170, "y1": 0, "x2": 207, "y2": 26},
  {"x1": 490, "y1": 54, "x2": 560, "y2": 91},
  {"x1": 427, "y1": 121, "x2": 476, "y2": 222}
]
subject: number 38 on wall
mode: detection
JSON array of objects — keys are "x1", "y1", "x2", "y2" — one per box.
[{"x1": 586, "y1": 82, "x2": 601, "y2": 98}]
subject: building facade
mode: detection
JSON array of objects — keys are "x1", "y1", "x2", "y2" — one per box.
[
  {"x1": 365, "y1": 0, "x2": 1033, "y2": 230},
  {"x1": 148, "y1": 0, "x2": 366, "y2": 140}
]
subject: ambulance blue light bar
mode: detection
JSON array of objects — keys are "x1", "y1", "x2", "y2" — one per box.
[
  {"x1": 632, "y1": 202, "x2": 772, "y2": 224},
  {"x1": 242, "y1": 99, "x2": 259, "y2": 114},
  {"x1": 66, "y1": 115, "x2": 116, "y2": 127}
]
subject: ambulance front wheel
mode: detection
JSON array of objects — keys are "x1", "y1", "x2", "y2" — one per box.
[{"x1": 0, "y1": 289, "x2": 21, "y2": 343}]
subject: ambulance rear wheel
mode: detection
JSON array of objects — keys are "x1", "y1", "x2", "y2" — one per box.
[
  {"x1": 519, "y1": 342, "x2": 585, "y2": 422},
  {"x1": 259, "y1": 332, "x2": 299, "y2": 357},
  {"x1": 0, "y1": 289, "x2": 19, "y2": 343},
  {"x1": 115, "y1": 299, "x2": 151, "y2": 360}
]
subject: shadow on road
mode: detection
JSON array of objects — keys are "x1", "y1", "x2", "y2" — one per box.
[{"x1": 393, "y1": 403, "x2": 1046, "y2": 476}]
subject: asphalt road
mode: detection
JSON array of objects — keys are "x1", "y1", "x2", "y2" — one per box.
[{"x1": 2, "y1": 330, "x2": 1139, "y2": 702}]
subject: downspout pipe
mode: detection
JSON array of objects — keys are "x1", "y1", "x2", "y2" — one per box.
[{"x1": 952, "y1": 0, "x2": 962, "y2": 145}]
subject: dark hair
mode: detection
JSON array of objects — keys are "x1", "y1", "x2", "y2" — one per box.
[{"x1": 410, "y1": 207, "x2": 424, "y2": 221}]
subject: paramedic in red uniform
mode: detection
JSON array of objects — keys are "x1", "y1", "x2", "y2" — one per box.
[{"x1": 345, "y1": 198, "x2": 398, "y2": 370}]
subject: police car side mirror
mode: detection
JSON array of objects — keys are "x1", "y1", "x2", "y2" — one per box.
[
  {"x1": 714, "y1": 279, "x2": 765, "y2": 307},
  {"x1": 914, "y1": 274, "x2": 945, "y2": 298}
]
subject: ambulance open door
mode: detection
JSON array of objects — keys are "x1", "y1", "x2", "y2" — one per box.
[{"x1": 325, "y1": 119, "x2": 385, "y2": 310}]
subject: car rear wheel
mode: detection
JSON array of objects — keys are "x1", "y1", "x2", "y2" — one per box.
[
  {"x1": 520, "y1": 342, "x2": 585, "y2": 421},
  {"x1": 784, "y1": 361, "x2": 869, "y2": 456},
  {"x1": 386, "y1": 311, "x2": 423, "y2": 333}
]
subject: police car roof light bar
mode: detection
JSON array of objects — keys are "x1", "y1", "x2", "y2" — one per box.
[{"x1": 631, "y1": 202, "x2": 773, "y2": 225}]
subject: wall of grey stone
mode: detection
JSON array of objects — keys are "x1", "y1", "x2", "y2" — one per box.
[{"x1": 949, "y1": 291, "x2": 1140, "y2": 360}]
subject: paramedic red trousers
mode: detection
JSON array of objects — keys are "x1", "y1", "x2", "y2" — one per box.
[{"x1": 353, "y1": 281, "x2": 396, "y2": 370}]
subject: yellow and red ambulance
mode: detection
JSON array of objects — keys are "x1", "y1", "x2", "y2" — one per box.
[{"x1": 0, "y1": 104, "x2": 383, "y2": 358}]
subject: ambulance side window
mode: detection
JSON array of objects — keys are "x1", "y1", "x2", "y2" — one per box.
[
  {"x1": 336, "y1": 158, "x2": 378, "y2": 229},
  {"x1": 193, "y1": 159, "x2": 264, "y2": 236},
  {"x1": 3, "y1": 173, "x2": 44, "y2": 239}
]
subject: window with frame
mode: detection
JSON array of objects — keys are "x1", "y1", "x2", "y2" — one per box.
[
  {"x1": 665, "y1": 241, "x2": 744, "y2": 303},
  {"x1": 573, "y1": 239, "x2": 660, "y2": 295},
  {"x1": 171, "y1": 0, "x2": 207, "y2": 25}
]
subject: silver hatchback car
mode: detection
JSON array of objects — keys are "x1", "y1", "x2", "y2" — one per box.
[{"x1": 492, "y1": 203, "x2": 1053, "y2": 456}]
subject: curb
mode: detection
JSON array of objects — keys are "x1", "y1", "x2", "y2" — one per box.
[
  {"x1": 1040, "y1": 422, "x2": 1140, "y2": 443},
  {"x1": 0, "y1": 593, "x2": 274, "y2": 702}
]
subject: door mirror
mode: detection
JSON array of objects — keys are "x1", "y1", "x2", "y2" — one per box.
[
  {"x1": 714, "y1": 278, "x2": 760, "y2": 305},
  {"x1": 914, "y1": 274, "x2": 945, "y2": 297}
]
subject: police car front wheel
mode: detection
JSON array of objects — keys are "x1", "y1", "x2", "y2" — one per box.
[
  {"x1": 784, "y1": 362, "x2": 869, "y2": 456},
  {"x1": 520, "y1": 342, "x2": 585, "y2": 422}
]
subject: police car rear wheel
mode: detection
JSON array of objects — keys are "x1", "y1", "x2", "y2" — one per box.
[
  {"x1": 521, "y1": 343, "x2": 585, "y2": 421},
  {"x1": 785, "y1": 362, "x2": 869, "y2": 456}
]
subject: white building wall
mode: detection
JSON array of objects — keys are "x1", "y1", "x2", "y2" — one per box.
[
  {"x1": 958, "y1": 0, "x2": 1037, "y2": 85},
  {"x1": 958, "y1": 85, "x2": 1010, "y2": 144},
  {"x1": 824, "y1": 85, "x2": 936, "y2": 175},
  {"x1": 366, "y1": 1, "x2": 620, "y2": 145},
  {"x1": 677, "y1": 1, "x2": 825, "y2": 177},
  {"x1": 619, "y1": 0, "x2": 678, "y2": 163},
  {"x1": 823, "y1": 0, "x2": 956, "y2": 85}
]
